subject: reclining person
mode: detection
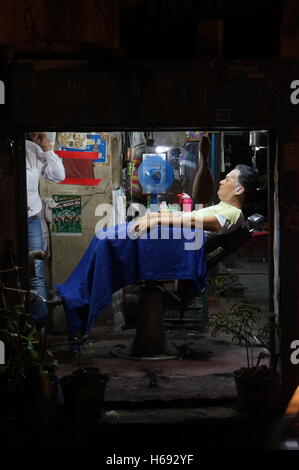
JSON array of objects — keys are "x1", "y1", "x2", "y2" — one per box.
[{"x1": 132, "y1": 164, "x2": 259, "y2": 237}]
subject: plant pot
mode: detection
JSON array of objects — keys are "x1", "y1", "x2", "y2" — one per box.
[
  {"x1": 15, "y1": 373, "x2": 59, "y2": 424},
  {"x1": 60, "y1": 367, "x2": 108, "y2": 424},
  {"x1": 233, "y1": 371, "x2": 280, "y2": 414}
]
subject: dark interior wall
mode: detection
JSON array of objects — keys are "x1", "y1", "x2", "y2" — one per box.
[
  {"x1": 121, "y1": 0, "x2": 282, "y2": 59},
  {"x1": 0, "y1": 134, "x2": 17, "y2": 258},
  {"x1": 11, "y1": 59, "x2": 281, "y2": 128},
  {"x1": 0, "y1": 0, "x2": 120, "y2": 57},
  {"x1": 0, "y1": 0, "x2": 283, "y2": 61},
  {"x1": 276, "y1": 127, "x2": 299, "y2": 407},
  {"x1": 0, "y1": 133, "x2": 28, "y2": 309}
]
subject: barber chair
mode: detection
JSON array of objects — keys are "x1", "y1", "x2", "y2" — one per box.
[
  {"x1": 114, "y1": 216, "x2": 265, "y2": 360},
  {"x1": 205, "y1": 224, "x2": 252, "y2": 270},
  {"x1": 130, "y1": 280, "x2": 180, "y2": 358}
]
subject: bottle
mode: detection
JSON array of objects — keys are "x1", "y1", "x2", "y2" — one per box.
[
  {"x1": 178, "y1": 193, "x2": 192, "y2": 212},
  {"x1": 183, "y1": 197, "x2": 192, "y2": 212}
]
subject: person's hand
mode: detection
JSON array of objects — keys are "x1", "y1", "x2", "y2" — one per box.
[
  {"x1": 32, "y1": 133, "x2": 52, "y2": 151},
  {"x1": 130, "y1": 214, "x2": 158, "y2": 236}
]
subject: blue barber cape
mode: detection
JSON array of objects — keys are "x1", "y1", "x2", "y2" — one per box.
[{"x1": 56, "y1": 223, "x2": 207, "y2": 339}]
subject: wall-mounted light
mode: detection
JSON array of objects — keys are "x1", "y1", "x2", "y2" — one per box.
[
  {"x1": 249, "y1": 131, "x2": 261, "y2": 147},
  {"x1": 249, "y1": 131, "x2": 267, "y2": 149}
]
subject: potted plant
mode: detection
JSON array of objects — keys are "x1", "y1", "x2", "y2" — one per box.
[
  {"x1": 59, "y1": 334, "x2": 109, "y2": 424},
  {"x1": 0, "y1": 304, "x2": 58, "y2": 423},
  {"x1": 208, "y1": 274, "x2": 280, "y2": 414}
]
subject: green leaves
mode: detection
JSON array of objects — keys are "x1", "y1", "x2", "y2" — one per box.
[
  {"x1": 209, "y1": 274, "x2": 264, "y2": 369},
  {"x1": 0, "y1": 303, "x2": 57, "y2": 385},
  {"x1": 73, "y1": 333, "x2": 90, "y2": 372},
  {"x1": 209, "y1": 274, "x2": 246, "y2": 301}
]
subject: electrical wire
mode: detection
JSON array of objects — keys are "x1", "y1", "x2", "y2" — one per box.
[{"x1": 81, "y1": 190, "x2": 107, "y2": 209}]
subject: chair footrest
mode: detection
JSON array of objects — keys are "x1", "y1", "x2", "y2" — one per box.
[{"x1": 47, "y1": 290, "x2": 63, "y2": 305}]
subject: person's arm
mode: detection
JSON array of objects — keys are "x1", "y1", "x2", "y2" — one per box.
[
  {"x1": 132, "y1": 212, "x2": 221, "y2": 233},
  {"x1": 34, "y1": 133, "x2": 65, "y2": 183}
]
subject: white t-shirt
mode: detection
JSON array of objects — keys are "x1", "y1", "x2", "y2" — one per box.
[
  {"x1": 26, "y1": 140, "x2": 65, "y2": 217},
  {"x1": 191, "y1": 201, "x2": 244, "y2": 238}
]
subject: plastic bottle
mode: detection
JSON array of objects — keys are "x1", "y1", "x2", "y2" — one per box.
[{"x1": 178, "y1": 193, "x2": 193, "y2": 212}]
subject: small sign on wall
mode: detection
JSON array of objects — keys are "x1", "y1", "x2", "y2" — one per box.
[
  {"x1": 57, "y1": 132, "x2": 108, "y2": 162},
  {"x1": 52, "y1": 195, "x2": 82, "y2": 235},
  {"x1": 185, "y1": 131, "x2": 205, "y2": 141}
]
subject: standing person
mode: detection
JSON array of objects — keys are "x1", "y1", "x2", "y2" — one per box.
[{"x1": 26, "y1": 133, "x2": 65, "y2": 329}]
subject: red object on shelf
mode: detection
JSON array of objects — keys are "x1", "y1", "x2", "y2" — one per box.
[
  {"x1": 59, "y1": 178, "x2": 102, "y2": 186},
  {"x1": 177, "y1": 193, "x2": 193, "y2": 212},
  {"x1": 56, "y1": 150, "x2": 100, "y2": 160}
]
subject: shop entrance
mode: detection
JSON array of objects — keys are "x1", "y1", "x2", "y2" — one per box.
[{"x1": 22, "y1": 129, "x2": 276, "y2": 372}]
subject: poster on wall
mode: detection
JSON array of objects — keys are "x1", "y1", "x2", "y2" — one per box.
[
  {"x1": 52, "y1": 195, "x2": 82, "y2": 235},
  {"x1": 57, "y1": 132, "x2": 108, "y2": 161},
  {"x1": 54, "y1": 132, "x2": 107, "y2": 185},
  {"x1": 185, "y1": 131, "x2": 206, "y2": 141}
]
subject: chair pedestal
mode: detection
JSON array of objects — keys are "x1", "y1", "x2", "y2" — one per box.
[
  {"x1": 112, "y1": 281, "x2": 177, "y2": 360},
  {"x1": 132, "y1": 283, "x2": 167, "y2": 356}
]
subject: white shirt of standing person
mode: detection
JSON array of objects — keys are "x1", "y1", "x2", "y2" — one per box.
[{"x1": 26, "y1": 134, "x2": 65, "y2": 218}]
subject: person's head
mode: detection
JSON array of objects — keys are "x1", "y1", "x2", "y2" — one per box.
[
  {"x1": 25, "y1": 132, "x2": 38, "y2": 142},
  {"x1": 218, "y1": 164, "x2": 259, "y2": 207}
]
